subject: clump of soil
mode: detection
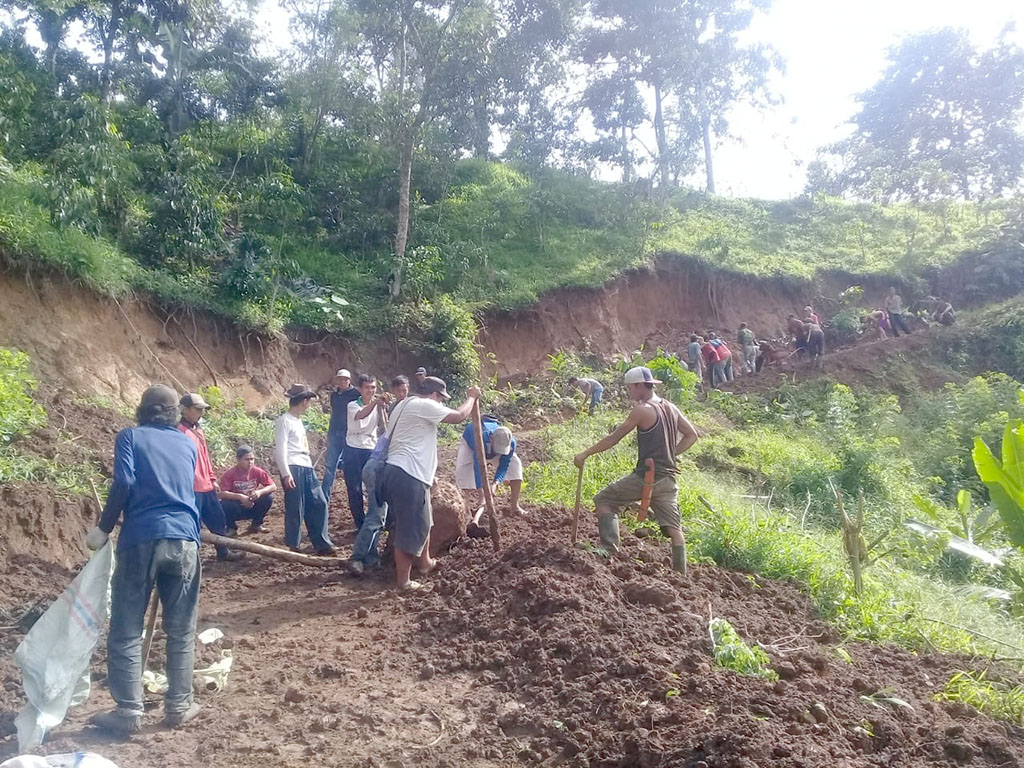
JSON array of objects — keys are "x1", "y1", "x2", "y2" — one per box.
[{"x1": 410, "y1": 523, "x2": 1024, "y2": 767}]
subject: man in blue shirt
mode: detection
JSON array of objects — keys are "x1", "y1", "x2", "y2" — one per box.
[
  {"x1": 86, "y1": 385, "x2": 203, "y2": 737},
  {"x1": 456, "y1": 416, "x2": 526, "y2": 523},
  {"x1": 322, "y1": 368, "x2": 359, "y2": 503}
]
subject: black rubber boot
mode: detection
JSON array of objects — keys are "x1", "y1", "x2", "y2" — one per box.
[
  {"x1": 671, "y1": 544, "x2": 688, "y2": 577},
  {"x1": 597, "y1": 513, "x2": 621, "y2": 554}
]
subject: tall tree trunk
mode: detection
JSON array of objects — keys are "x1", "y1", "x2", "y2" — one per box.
[
  {"x1": 620, "y1": 124, "x2": 632, "y2": 184},
  {"x1": 652, "y1": 80, "x2": 670, "y2": 190},
  {"x1": 100, "y1": 22, "x2": 119, "y2": 105},
  {"x1": 391, "y1": 128, "x2": 415, "y2": 299},
  {"x1": 702, "y1": 113, "x2": 715, "y2": 195}
]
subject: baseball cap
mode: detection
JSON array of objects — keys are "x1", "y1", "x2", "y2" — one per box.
[
  {"x1": 140, "y1": 385, "x2": 178, "y2": 411},
  {"x1": 623, "y1": 366, "x2": 662, "y2": 385},
  {"x1": 335, "y1": 368, "x2": 352, "y2": 379},
  {"x1": 420, "y1": 376, "x2": 451, "y2": 400},
  {"x1": 490, "y1": 427, "x2": 513, "y2": 455},
  {"x1": 180, "y1": 392, "x2": 211, "y2": 409},
  {"x1": 415, "y1": 367, "x2": 427, "y2": 375},
  {"x1": 285, "y1": 384, "x2": 317, "y2": 400}
]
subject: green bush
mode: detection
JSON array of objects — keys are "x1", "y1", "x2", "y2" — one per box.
[{"x1": 0, "y1": 347, "x2": 46, "y2": 443}]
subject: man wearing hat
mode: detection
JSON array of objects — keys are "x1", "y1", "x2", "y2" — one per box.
[
  {"x1": 275, "y1": 385, "x2": 336, "y2": 555},
  {"x1": 86, "y1": 385, "x2": 204, "y2": 735},
  {"x1": 456, "y1": 416, "x2": 526, "y2": 518},
  {"x1": 378, "y1": 376, "x2": 481, "y2": 590},
  {"x1": 413, "y1": 367, "x2": 428, "y2": 392},
  {"x1": 322, "y1": 368, "x2": 359, "y2": 503},
  {"x1": 574, "y1": 366, "x2": 699, "y2": 575},
  {"x1": 178, "y1": 393, "x2": 241, "y2": 561},
  {"x1": 219, "y1": 445, "x2": 276, "y2": 535}
]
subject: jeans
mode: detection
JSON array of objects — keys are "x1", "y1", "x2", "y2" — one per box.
[
  {"x1": 343, "y1": 446, "x2": 372, "y2": 528},
  {"x1": 723, "y1": 355, "x2": 734, "y2": 382},
  {"x1": 222, "y1": 494, "x2": 273, "y2": 529},
  {"x1": 321, "y1": 432, "x2": 346, "y2": 502},
  {"x1": 589, "y1": 385, "x2": 604, "y2": 416},
  {"x1": 108, "y1": 539, "x2": 200, "y2": 718},
  {"x1": 743, "y1": 345, "x2": 758, "y2": 373},
  {"x1": 284, "y1": 465, "x2": 334, "y2": 551},
  {"x1": 196, "y1": 490, "x2": 229, "y2": 558},
  {"x1": 712, "y1": 361, "x2": 726, "y2": 387},
  {"x1": 351, "y1": 456, "x2": 388, "y2": 566},
  {"x1": 889, "y1": 312, "x2": 911, "y2": 337}
]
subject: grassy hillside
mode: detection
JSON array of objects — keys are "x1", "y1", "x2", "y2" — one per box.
[{"x1": 0, "y1": 157, "x2": 1009, "y2": 336}]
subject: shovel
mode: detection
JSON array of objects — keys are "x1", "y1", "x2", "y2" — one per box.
[{"x1": 570, "y1": 462, "x2": 584, "y2": 545}]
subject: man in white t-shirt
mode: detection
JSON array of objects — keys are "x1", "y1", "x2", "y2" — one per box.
[
  {"x1": 379, "y1": 376, "x2": 481, "y2": 590},
  {"x1": 274, "y1": 384, "x2": 336, "y2": 556}
]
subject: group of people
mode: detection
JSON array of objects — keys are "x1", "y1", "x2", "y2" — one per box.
[
  {"x1": 81, "y1": 362, "x2": 535, "y2": 737},
  {"x1": 861, "y1": 288, "x2": 954, "y2": 340}
]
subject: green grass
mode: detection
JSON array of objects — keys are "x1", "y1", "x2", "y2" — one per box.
[
  {"x1": 938, "y1": 671, "x2": 1024, "y2": 723},
  {"x1": 524, "y1": 411, "x2": 1024, "y2": 663}
]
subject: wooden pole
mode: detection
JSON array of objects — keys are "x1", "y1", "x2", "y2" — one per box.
[
  {"x1": 571, "y1": 464, "x2": 584, "y2": 545},
  {"x1": 200, "y1": 531, "x2": 346, "y2": 567},
  {"x1": 470, "y1": 401, "x2": 501, "y2": 551},
  {"x1": 140, "y1": 595, "x2": 160, "y2": 671}
]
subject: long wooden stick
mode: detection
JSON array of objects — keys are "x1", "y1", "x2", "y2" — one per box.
[
  {"x1": 571, "y1": 464, "x2": 584, "y2": 545},
  {"x1": 199, "y1": 531, "x2": 345, "y2": 567},
  {"x1": 140, "y1": 594, "x2": 160, "y2": 671},
  {"x1": 470, "y1": 401, "x2": 501, "y2": 552}
]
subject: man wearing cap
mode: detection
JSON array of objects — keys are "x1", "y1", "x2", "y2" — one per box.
[
  {"x1": 219, "y1": 446, "x2": 276, "y2": 536},
  {"x1": 456, "y1": 416, "x2": 526, "y2": 519},
  {"x1": 322, "y1": 369, "x2": 359, "y2": 503},
  {"x1": 86, "y1": 385, "x2": 203, "y2": 735},
  {"x1": 275, "y1": 385, "x2": 336, "y2": 555},
  {"x1": 413, "y1": 367, "x2": 428, "y2": 392},
  {"x1": 379, "y1": 376, "x2": 482, "y2": 590},
  {"x1": 574, "y1": 367, "x2": 699, "y2": 575},
  {"x1": 178, "y1": 393, "x2": 241, "y2": 561}
]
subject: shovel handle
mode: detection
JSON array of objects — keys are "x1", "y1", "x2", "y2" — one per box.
[
  {"x1": 570, "y1": 463, "x2": 584, "y2": 544},
  {"x1": 638, "y1": 458, "x2": 655, "y2": 522}
]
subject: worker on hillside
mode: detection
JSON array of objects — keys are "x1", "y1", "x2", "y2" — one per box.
[
  {"x1": 804, "y1": 316, "x2": 825, "y2": 368},
  {"x1": 219, "y1": 446, "x2": 276, "y2": 536},
  {"x1": 322, "y1": 368, "x2": 358, "y2": 504},
  {"x1": 787, "y1": 315, "x2": 808, "y2": 356},
  {"x1": 708, "y1": 332, "x2": 734, "y2": 383},
  {"x1": 568, "y1": 375, "x2": 604, "y2": 415},
  {"x1": 700, "y1": 338, "x2": 725, "y2": 388},
  {"x1": 413, "y1": 367, "x2": 428, "y2": 392},
  {"x1": 687, "y1": 334, "x2": 704, "y2": 393},
  {"x1": 344, "y1": 374, "x2": 388, "y2": 529},
  {"x1": 861, "y1": 309, "x2": 889, "y2": 340},
  {"x1": 378, "y1": 377, "x2": 481, "y2": 590},
  {"x1": 457, "y1": 416, "x2": 527, "y2": 520},
  {"x1": 389, "y1": 374, "x2": 411, "y2": 413},
  {"x1": 804, "y1": 305, "x2": 820, "y2": 325},
  {"x1": 931, "y1": 298, "x2": 956, "y2": 326},
  {"x1": 885, "y1": 286, "x2": 912, "y2": 337},
  {"x1": 86, "y1": 385, "x2": 203, "y2": 735},
  {"x1": 178, "y1": 393, "x2": 241, "y2": 561},
  {"x1": 573, "y1": 367, "x2": 699, "y2": 574},
  {"x1": 737, "y1": 323, "x2": 758, "y2": 375},
  {"x1": 275, "y1": 384, "x2": 336, "y2": 556}
]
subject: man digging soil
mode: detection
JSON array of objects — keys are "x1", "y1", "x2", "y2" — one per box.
[{"x1": 574, "y1": 366, "x2": 698, "y2": 575}]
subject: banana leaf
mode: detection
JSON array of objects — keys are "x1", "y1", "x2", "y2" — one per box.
[{"x1": 972, "y1": 426, "x2": 1024, "y2": 551}]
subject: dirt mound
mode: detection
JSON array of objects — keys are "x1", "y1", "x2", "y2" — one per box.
[
  {"x1": 429, "y1": 479, "x2": 468, "y2": 557},
  {"x1": 409, "y1": 523, "x2": 1024, "y2": 767},
  {"x1": 0, "y1": 484, "x2": 95, "y2": 577}
]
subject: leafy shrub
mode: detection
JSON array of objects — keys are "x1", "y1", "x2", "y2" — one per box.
[{"x1": 0, "y1": 347, "x2": 46, "y2": 444}]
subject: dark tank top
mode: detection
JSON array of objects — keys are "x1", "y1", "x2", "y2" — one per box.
[{"x1": 635, "y1": 398, "x2": 681, "y2": 479}]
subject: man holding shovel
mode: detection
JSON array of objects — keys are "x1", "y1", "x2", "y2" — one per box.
[
  {"x1": 85, "y1": 385, "x2": 204, "y2": 735},
  {"x1": 457, "y1": 417, "x2": 526, "y2": 534},
  {"x1": 574, "y1": 367, "x2": 698, "y2": 574}
]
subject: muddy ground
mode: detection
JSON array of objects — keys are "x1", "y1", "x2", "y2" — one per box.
[{"x1": 3, "y1": 499, "x2": 1024, "y2": 768}]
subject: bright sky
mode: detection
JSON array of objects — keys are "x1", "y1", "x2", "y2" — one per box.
[{"x1": 709, "y1": 0, "x2": 1024, "y2": 199}]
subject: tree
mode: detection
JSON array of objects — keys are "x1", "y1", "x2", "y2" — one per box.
[
  {"x1": 349, "y1": 0, "x2": 574, "y2": 298},
  {"x1": 580, "y1": 0, "x2": 776, "y2": 193},
  {"x1": 819, "y1": 27, "x2": 1024, "y2": 203}
]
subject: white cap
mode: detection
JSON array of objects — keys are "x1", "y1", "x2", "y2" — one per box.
[
  {"x1": 335, "y1": 369, "x2": 352, "y2": 379},
  {"x1": 490, "y1": 427, "x2": 513, "y2": 455},
  {"x1": 624, "y1": 366, "x2": 662, "y2": 385}
]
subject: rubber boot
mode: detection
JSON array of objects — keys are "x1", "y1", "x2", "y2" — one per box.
[
  {"x1": 671, "y1": 544, "x2": 688, "y2": 577},
  {"x1": 597, "y1": 513, "x2": 621, "y2": 555}
]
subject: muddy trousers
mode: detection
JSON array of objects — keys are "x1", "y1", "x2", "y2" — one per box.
[
  {"x1": 222, "y1": 494, "x2": 273, "y2": 529},
  {"x1": 351, "y1": 456, "x2": 388, "y2": 566},
  {"x1": 321, "y1": 432, "x2": 346, "y2": 503},
  {"x1": 343, "y1": 446, "x2": 372, "y2": 528},
  {"x1": 107, "y1": 539, "x2": 200, "y2": 719}
]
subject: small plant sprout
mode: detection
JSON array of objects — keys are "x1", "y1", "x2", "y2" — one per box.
[{"x1": 708, "y1": 617, "x2": 778, "y2": 681}]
